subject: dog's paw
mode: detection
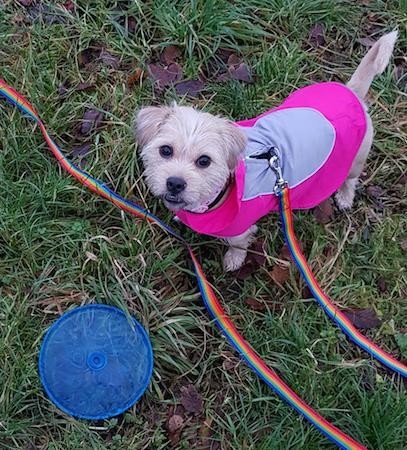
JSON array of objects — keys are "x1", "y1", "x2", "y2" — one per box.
[
  {"x1": 335, "y1": 188, "x2": 355, "y2": 210},
  {"x1": 223, "y1": 248, "x2": 247, "y2": 272},
  {"x1": 335, "y1": 179, "x2": 357, "y2": 210}
]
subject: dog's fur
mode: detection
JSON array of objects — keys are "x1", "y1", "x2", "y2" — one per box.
[{"x1": 134, "y1": 31, "x2": 398, "y2": 271}]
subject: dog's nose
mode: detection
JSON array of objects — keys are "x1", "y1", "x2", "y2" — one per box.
[{"x1": 166, "y1": 177, "x2": 186, "y2": 194}]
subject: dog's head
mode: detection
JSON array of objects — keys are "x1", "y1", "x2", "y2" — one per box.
[{"x1": 133, "y1": 104, "x2": 246, "y2": 212}]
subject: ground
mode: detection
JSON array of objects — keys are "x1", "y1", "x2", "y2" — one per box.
[{"x1": 0, "y1": 1, "x2": 406, "y2": 449}]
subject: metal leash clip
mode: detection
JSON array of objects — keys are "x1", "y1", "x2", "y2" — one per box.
[
  {"x1": 268, "y1": 151, "x2": 287, "y2": 194},
  {"x1": 249, "y1": 146, "x2": 288, "y2": 194}
]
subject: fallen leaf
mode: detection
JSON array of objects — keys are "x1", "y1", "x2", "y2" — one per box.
[
  {"x1": 75, "y1": 82, "x2": 94, "y2": 92},
  {"x1": 308, "y1": 23, "x2": 325, "y2": 48},
  {"x1": 218, "y1": 48, "x2": 235, "y2": 63},
  {"x1": 18, "y1": 0, "x2": 33, "y2": 6},
  {"x1": 71, "y1": 142, "x2": 91, "y2": 157},
  {"x1": 71, "y1": 143, "x2": 91, "y2": 168},
  {"x1": 314, "y1": 197, "x2": 334, "y2": 224},
  {"x1": 127, "y1": 17, "x2": 137, "y2": 34},
  {"x1": 78, "y1": 47, "x2": 101, "y2": 67},
  {"x1": 366, "y1": 185, "x2": 384, "y2": 198},
  {"x1": 63, "y1": 1, "x2": 75, "y2": 11},
  {"x1": 99, "y1": 48, "x2": 120, "y2": 69},
  {"x1": 227, "y1": 53, "x2": 242, "y2": 67},
  {"x1": 343, "y1": 308, "x2": 381, "y2": 329},
  {"x1": 397, "y1": 174, "x2": 407, "y2": 186},
  {"x1": 80, "y1": 109, "x2": 103, "y2": 135},
  {"x1": 229, "y1": 62, "x2": 253, "y2": 83},
  {"x1": 245, "y1": 298, "x2": 266, "y2": 311},
  {"x1": 27, "y1": 4, "x2": 67, "y2": 25},
  {"x1": 127, "y1": 68, "x2": 144, "y2": 87},
  {"x1": 377, "y1": 276, "x2": 388, "y2": 293},
  {"x1": 401, "y1": 239, "x2": 407, "y2": 252},
  {"x1": 301, "y1": 285, "x2": 313, "y2": 299},
  {"x1": 234, "y1": 240, "x2": 266, "y2": 279},
  {"x1": 270, "y1": 264, "x2": 290, "y2": 286},
  {"x1": 147, "y1": 63, "x2": 182, "y2": 90},
  {"x1": 357, "y1": 36, "x2": 376, "y2": 47},
  {"x1": 167, "y1": 414, "x2": 184, "y2": 433},
  {"x1": 175, "y1": 80, "x2": 205, "y2": 97},
  {"x1": 249, "y1": 240, "x2": 266, "y2": 266},
  {"x1": 235, "y1": 262, "x2": 257, "y2": 280},
  {"x1": 180, "y1": 385, "x2": 203, "y2": 415},
  {"x1": 161, "y1": 45, "x2": 182, "y2": 65}
]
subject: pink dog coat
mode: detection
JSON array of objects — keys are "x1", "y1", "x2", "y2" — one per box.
[{"x1": 176, "y1": 82, "x2": 367, "y2": 238}]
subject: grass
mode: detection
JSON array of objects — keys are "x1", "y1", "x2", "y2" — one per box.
[{"x1": 0, "y1": 0, "x2": 406, "y2": 449}]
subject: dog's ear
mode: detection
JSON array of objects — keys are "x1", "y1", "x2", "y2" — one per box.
[
  {"x1": 221, "y1": 121, "x2": 247, "y2": 171},
  {"x1": 133, "y1": 106, "x2": 172, "y2": 148}
]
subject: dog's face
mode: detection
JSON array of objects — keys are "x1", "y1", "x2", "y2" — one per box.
[{"x1": 134, "y1": 105, "x2": 246, "y2": 212}]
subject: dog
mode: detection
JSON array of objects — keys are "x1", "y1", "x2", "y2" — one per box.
[{"x1": 134, "y1": 31, "x2": 398, "y2": 272}]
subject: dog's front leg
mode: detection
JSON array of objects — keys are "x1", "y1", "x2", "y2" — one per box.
[{"x1": 223, "y1": 225, "x2": 258, "y2": 272}]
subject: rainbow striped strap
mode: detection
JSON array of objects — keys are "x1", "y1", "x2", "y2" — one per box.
[
  {"x1": 278, "y1": 188, "x2": 406, "y2": 378},
  {"x1": 0, "y1": 77, "x2": 401, "y2": 449}
]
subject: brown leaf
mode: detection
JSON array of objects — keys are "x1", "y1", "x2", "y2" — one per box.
[
  {"x1": 180, "y1": 385, "x2": 203, "y2": 415},
  {"x1": 249, "y1": 240, "x2": 266, "y2": 266},
  {"x1": 234, "y1": 240, "x2": 266, "y2": 279},
  {"x1": 245, "y1": 298, "x2": 266, "y2": 311},
  {"x1": 366, "y1": 185, "x2": 384, "y2": 198},
  {"x1": 63, "y1": 1, "x2": 75, "y2": 11},
  {"x1": 302, "y1": 285, "x2": 313, "y2": 298},
  {"x1": 99, "y1": 48, "x2": 120, "y2": 69},
  {"x1": 314, "y1": 197, "x2": 334, "y2": 224},
  {"x1": 175, "y1": 80, "x2": 205, "y2": 97},
  {"x1": 397, "y1": 174, "x2": 407, "y2": 186},
  {"x1": 270, "y1": 264, "x2": 290, "y2": 286},
  {"x1": 80, "y1": 109, "x2": 104, "y2": 135},
  {"x1": 127, "y1": 17, "x2": 137, "y2": 34},
  {"x1": 227, "y1": 53, "x2": 242, "y2": 67},
  {"x1": 147, "y1": 63, "x2": 182, "y2": 90},
  {"x1": 167, "y1": 414, "x2": 184, "y2": 433},
  {"x1": 308, "y1": 23, "x2": 325, "y2": 48},
  {"x1": 18, "y1": 0, "x2": 33, "y2": 6},
  {"x1": 78, "y1": 47, "x2": 101, "y2": 67},
  {"x1": 161, "y1": 45, "x2": 182, "y2": 65},
  {"x1": 127, "y1": 68, "x2": 144, "y2": 87},
  {"x1": 71, "y1": 143, "x2": 91, "y2": 168},
  {"x1": 229, "y1": 62, "x2": 253, "y2": 83},
  {"x1": 377, "y1": 276, "x2": 388, "y2": 293},
  {"x1": 75, "y1": 82, "x2": 94, "y2": 92},
  {"x1": 343, "y1": 308, "x2": 381, "y2": 329},
  {"x1": 217, "y1": 48, "x2": 235, "y2": 64},
  {"x1": 235, "y1": 262, "x2": 257, "y2": 280},
  {"x1": 357, "y1": 36, "x2": 376, "y2": 47},
  {"x1": 401, "y1": 239, "x2": 407, "y2": 252},
  {"x1": 26, "y1": 4, "x2": 66, "y2": 25}
]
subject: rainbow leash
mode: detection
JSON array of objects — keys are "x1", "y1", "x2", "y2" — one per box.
[
  {"x1": 278, "y1": 189, "x2": 407, "y2": 378},
  {"x1": 1, "y1": 78, "x2": 405, "y2": 449}
]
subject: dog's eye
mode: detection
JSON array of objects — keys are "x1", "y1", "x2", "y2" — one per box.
[
  {"x1": 196, "y1": 155, "x2": 211, "y2": 168},
  {"x1": 159, "y1": 145, "x2": 173, "y2": 158}
]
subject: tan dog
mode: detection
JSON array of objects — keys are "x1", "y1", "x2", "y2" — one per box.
[{"x1": 134, "y1": 32, "x2": 398, "y2": 271}]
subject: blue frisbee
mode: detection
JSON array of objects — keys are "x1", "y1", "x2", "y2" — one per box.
[{"x1": 39, "y1": 304, "x2": 153, "y2": 420}]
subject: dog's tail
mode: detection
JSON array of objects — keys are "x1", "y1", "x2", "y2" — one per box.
[{"x1": 347, "y1": 31, "x2": 398, "y2": 99}]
